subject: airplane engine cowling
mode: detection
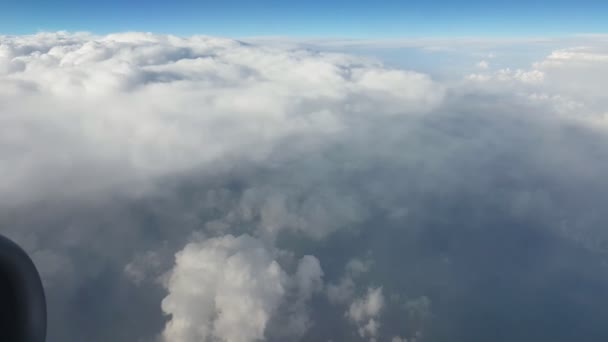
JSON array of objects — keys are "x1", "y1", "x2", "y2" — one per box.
[{"x1": 0, "y1": 234, "x2": 46, "y2": 342}]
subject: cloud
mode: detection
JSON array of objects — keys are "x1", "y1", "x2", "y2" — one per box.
[
  {"x1": 2, "y1": 32, "x2": 608, "y2": 342},
  {"x1": 327, "y1": 257, "x2": 372, "y2": 305},
  {"x1": 0, "y1": 32, "x2": 443, "y2": 209},
  {"x1": 476, "y1": 60, "x2": 489, "y2": 69},
  {"x1": 347, "y1": 287, "x2": 384, "y2": 341},
  {"x1": 467, "y1": 44, "x2": 608, "y2": 117},
  {"x1": 161, "y1": 235, "x2": 324, "y2": 342},
  {"x1": 266, "y1": 255, "x2": 324, "y2": 340},
  {"x1": 161, "y1": 234, "x2": 287, "y2": 342},
  {"x1": 467, "y1": 67, "x2": 544, "y2": 83}
]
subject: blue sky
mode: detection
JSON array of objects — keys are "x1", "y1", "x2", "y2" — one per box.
[{"x1": 1, "y1": 0, "x2": 607, "y2": 37}]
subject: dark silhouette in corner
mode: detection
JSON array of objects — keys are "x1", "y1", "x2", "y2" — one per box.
[{"x1": 0, "y1": 234, "x2": 46, "y2": 342}]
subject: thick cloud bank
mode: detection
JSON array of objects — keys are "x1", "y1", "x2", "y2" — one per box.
[
  {"x1": 0, "y1": 32, "x2": 442, "y2": 208},
  {"x1": 2, "y1": 32, "x2": 608, "y2": 342}
]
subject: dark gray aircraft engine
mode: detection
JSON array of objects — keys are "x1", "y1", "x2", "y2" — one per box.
[{"x1": 0, "y1": 234, "x2": 46, "y2": 342}]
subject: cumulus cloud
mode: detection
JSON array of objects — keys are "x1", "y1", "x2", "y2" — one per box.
[
  {"x1": 0, "y1": 31, "x2": 444, "y2": 209},
  {"x1": 161, "y1": 235, "x2": 323, "y2": 342},
  {"x1": 347, "y1": 287, "x2": 384, "y2": 341},
  {"x1": 162, "y1": 234, "x2": 287, "y2": 342},
  {"x1": 2, "y1": 32, "x2": 608, "y2": 342},
  {"x1": 467, "y1": 44, "x2": 608, "y2": 118},
  {"x1": 467, "y1": 67, "x2": 545, "y2": 83}
]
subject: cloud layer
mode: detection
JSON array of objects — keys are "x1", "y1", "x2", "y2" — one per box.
[{"x1": 2, "y1": 32, "x2": 608, "y2": 342}]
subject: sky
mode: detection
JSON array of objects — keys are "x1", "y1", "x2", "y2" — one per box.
[
  {"x1": 2, "y1": 2, "x2": 608, "y2": 342},
  {"x1": 1, "y1": 0, "x2": 608, "y2": 37}
]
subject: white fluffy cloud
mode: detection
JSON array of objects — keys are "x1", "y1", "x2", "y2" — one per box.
[
  {"x1": 0, "y1": 32, "x2": 444, "y2": 208},
  {"x1": 466, "y1": 44, "x2": 608, "y2": 119},
  {"x1": 161, "y1": 234, "x2": 323, "y2": 342},
  {"x1": 347, "y1": 287, "x2": 385, "y2": 341}
]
